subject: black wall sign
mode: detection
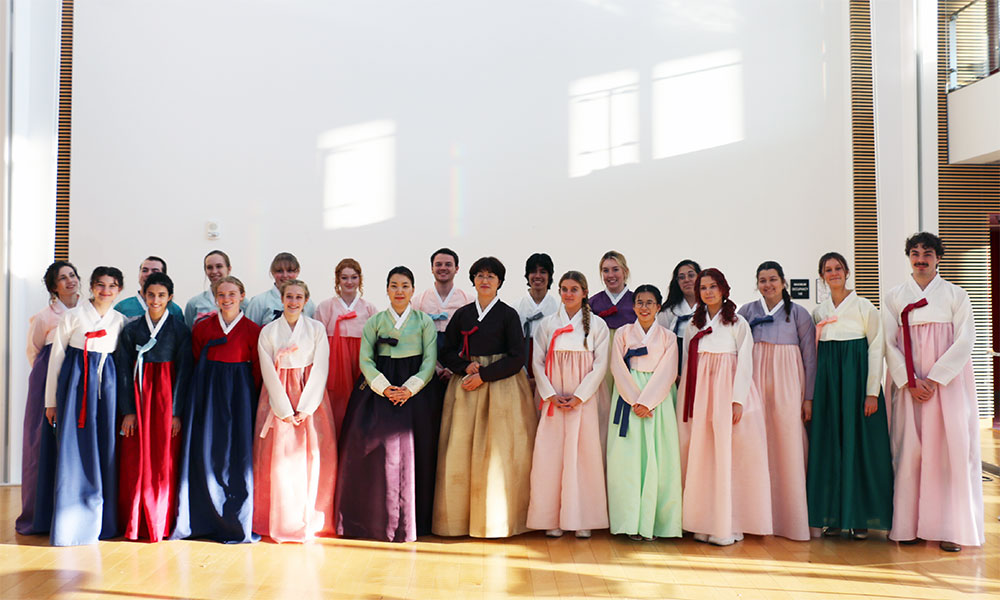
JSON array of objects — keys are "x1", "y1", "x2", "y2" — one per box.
[{"x1": 790, "y1": 279, "x2": 810, "y2": 299}]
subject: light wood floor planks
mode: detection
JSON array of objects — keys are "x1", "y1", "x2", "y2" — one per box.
[{"x1": 1, "y1": 426, "x2": 998, "y2": 599}]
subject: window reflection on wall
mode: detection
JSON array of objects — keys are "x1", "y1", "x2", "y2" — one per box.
[
  {"x1": 652, "y1": 50, "x2": 744, "y2": 159},
  {"x1": 318, "y1": 120, "x2": 396, "y2": 229},
  {"x1": 568, "y1": 70, "x2": 640, "y2": 178}
]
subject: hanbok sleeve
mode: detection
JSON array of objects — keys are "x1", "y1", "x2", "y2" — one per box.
[
  {"x1": 401, "y1": 315, "x2": 439, "y2": 396},
  {"x1": 245, "y1": 296, "x2": 265, "y2": 326},
  {"x1": 26, "y1": 312, "x2": 47, "y2": 365},
  {"x1": 532, "y1": 322, "x2": 557, "y2": 400},
  {"x1": 257, "y1": 329, "x2": 295, "y2": 420},
  {"x1": 293, "y1": 322, "x2": 331, "y2": 417},
  {"x1": 183, "y1": 298, "x2": 198, "y2": 329},
  {"x1": 881, "y1": 293, "x2": 908, "y2": 388},
  {"x1": 478, "y1": 309, "x2": 525, "y2": 382},
  {"x1": 927, "y1": 288, "x2": 975, "y2": 386},
  {"x1": 304, "y1": 299, "x2": 316, "y2": 319},
  {"x1": 171, "y1": 325, "x2": 194, "y2": 416},
  {"x1": 44, "y1": 312, "x2": 74, "y2": 409},
  {"x1": 795, "y1": 306, "x2": 818, "y2": 401},
  {"x1": 313, "y1": 300, "x2": 331, "y2": 331},
  {"x1": 635, "y1": 331, "x2": 679, "y2": 411},
  {"x1": 862, "y1": 301, "x2": 885, "y2": 396},
  {"x1": 439, "y1": 312, "x2": 468, "y2": 375},
  {"x1": 359, "y1": 317, "x2": 391, "y2": 396},
  {"x1": 732, "y1": 319, "x2": 754, "y2": 406},
  {"x1": 116, "y1": 327, "x2": 139, "y2": 415},
  {"x1": 608, "y1": 328, "x2": 641, "y2": 406},
  {"x1": 572, "y1": 320, "x2": 609, "y2": 403}
]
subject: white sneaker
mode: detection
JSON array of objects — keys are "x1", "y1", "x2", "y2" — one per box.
[
  {"x1": 575, "y1": 530, "x2": 592, "y2": 539},
  {"x1": 693, "y1": 533, "x2": 710, "y2": 543},
  {"x1": 545, "y1": 529, "x2": 564, "y2": 538},
  {"x1": 708, "y1": 533, "x2": 744, "y2": 546}
]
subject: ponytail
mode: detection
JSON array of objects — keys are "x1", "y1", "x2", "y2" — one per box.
[
  {"x1": 581, "y1": 296, "x2": 592, "y2": 350},
  {"x1": 781, "y1": 288, "x2": 792, "y2": 322}
]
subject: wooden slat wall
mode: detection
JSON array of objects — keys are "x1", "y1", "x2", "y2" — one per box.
[
  {"x1": 940, "y1": 1, "x2": 1000, "y2": 418},
  {"x1": 54, "y1": 0, "x2": 72, "y2": 261},
  {"x1": 849, "y1": 0, "x2": 880, "y2": 306}
]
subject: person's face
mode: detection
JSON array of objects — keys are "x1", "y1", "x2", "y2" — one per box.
[
  {"x1": 272, "y1": 264, "x2": 299, "y2": 286},
  {"x1": 821, "y1": 258, "x2": 848, "y2": 289},
  {"x1": 757, "y1": 269, "x2": 784, "y2": 304},
  {"x1": 281, "y1": 285, "x2": 307, "y2": 317},
  {"x1": 338, "y1": 267, "x2": 360, "y2": 296},
  {"x1": 601, "y1": 259, "x2": 625, "y2": 293},
  {"x1": 528, "y1": 266, "x2": 550, "y2": 292},
  {"x1": 474, "y1": 270, "x2": 500, "y2": 298},
  {"x1": 139, "y1": 259, "x2": 165, "y2": 287},
  {"x1": 431, "y1": 254, "x2": 457, "y2": 284},
  {"x1": 676, "y1": 265, "x2": 698, "y2": 298},
  {"x1": 699, "y1": 276, "x2": 723, "y2": 309},
  {"x1": 633, "y1": 291, "x2": 660, "y2": 326},
  {"x1": 204, "y1": 253, "x2": 230, "y2": 283},
  {"x1": 559, "y1": 279, "x2": 586, "y2": 313},
  {"x1": 144, "y1": 284, "x2": 172, "y2": 317},
  {"x1": 55, "y1": 266, "x2": 79, "y2": 297},
  {"x1": 387, "y1": 274, "x2": 414, "y2": 306},
  {"x1": 907, "y1": 243, "x2": 939, "y2": 278},
  {"x1": 215, "y1": 282, "x2": 244, "y2": 313},
  {"x1": 92, "y1": 275, "x2": 121, "y2": 305}
]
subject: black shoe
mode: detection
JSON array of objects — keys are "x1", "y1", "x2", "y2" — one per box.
[
  {"x1": 898, "y1": 538, "x2": 921, "y2": 545},
  {"x1": 822, "y1": 527, "x2": 842, "y2": 537},
  {"x1": 939, "y1": 541, "x2": 961, "y2": 552},
  {"x1": 850, "y1": 528, "x2": 868, "y2": 540}
]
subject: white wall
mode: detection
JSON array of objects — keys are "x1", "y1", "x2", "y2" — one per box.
[{"x1": 948, "y1": 73, "x2": 1000, "y2": 164}]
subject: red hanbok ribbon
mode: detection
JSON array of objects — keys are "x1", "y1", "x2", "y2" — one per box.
[
  {"x1": 682, "y1": 327, "x2": 712, "y2": 423},
  {"x1": 540, "y1": 324, "x2": 574, "y2": 416},
  {"x1": 815, "y1": 316, "x2": 838, "y2": 348},
  {"x1": 460, "y1": 326, "x2": 479, "y2": 359},
  {"x1": 901, "y1": 297, "x2": 928, "y2": 388},
  {"x1": 79, "y1": 329, "x2": 107, "y2": 428},
  {"x1": 333, "y1": 311, "x2": 357, "y2": 341},
  {"x1": 597, "y1": 306, "x2": 618, "y2": 318}
]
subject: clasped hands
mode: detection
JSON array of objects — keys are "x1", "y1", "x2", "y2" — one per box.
[
  {"x1": 461, "y1": 362, "x2": 484, "y2": 391},
  {"x1": 908, "y1": 378, "x2": 938, "y2": 403},
  {"x1": 544, "y1": 394, "x2": 583, "y2": 410},
  {"x1": 383, "y1": 385, "x2": 413, "y2": 406}
]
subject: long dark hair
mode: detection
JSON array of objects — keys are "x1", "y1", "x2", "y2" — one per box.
[
  {"x1": 691, "y1": 268, "x2": 738, "y2": 329},
  {"x1": 755, "y1": 261, "x2": 792, "y2": 322},
  {"x1": 661, "y1": 259, "x2": 701, "y2": 313}
]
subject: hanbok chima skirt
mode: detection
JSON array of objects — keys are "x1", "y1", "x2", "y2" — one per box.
[
  {"x1": 17, "y1": 344, "x2": 55, "y2": 535},
  {"x1": 50, "y1": 346, "x2": 119, "y2": 546},
  {"x1": 433, "y1": 354, "x2": 537, "y2": 538},
  {"x1": 173, "y1": 357, "x2": 258, "y2": 543},
  {"x1": 677, "y1": 352, "x2": 772, "y2": 539},
  {"x1": 526, "y1": 351, "x2": 610, "y2": 532},
  {"x1": 119, "y1": 362, "x2": 180, "y2": 542},
  {"x1": 327, "y1": 334, "x2": 362, "y2": 438},
  {"x1": 335, "y1": 354, "x2": 440, "y2": 542},
  {"x1": 889, "y1": 323, "x2": 984, "y2": 547},
  {"x1": 807, "y1": 338, "x2": 892, "y2": 531},
  {"x1": 607, "y1": 370, "x2": 682, "y2": 539},
  {"x1": 751, "y1": 342, "x2": 809, "y2": 541},
  {"x1": 253, "y1": 365, "x2": 338, "y2": 543}
]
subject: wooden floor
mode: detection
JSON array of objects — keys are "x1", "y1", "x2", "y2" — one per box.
[{"x1": 1, "y1": 427, "x2": 998, "y2": 600}]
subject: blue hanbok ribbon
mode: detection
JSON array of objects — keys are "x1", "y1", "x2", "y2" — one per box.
[
  {"x1": 523, "y1": 312, "x2": 544, "y2": 365},
  {"x1": 673, "y1": 313, "x2": 693, "y2": 337},
  {"x1": 272, "y1": 309, "x2": 283, "y2": 321},
  {"x1": 377, "y1": 336, "x2": 399, "y2": 347},
  {"x1": 748, "y1": 315, "x2": 774, "y2": 329},
  {"x1": 428, "y1": 312, "x2": 449, "y2": 321},
  {"x1": 613, "y1": 346, "x2": 648, "y2": 438},
  {"x1": 134, "y1": 337, "x2": 158, "y2": 395}
]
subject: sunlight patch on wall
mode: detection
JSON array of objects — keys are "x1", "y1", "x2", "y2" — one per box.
[
  {"x1": 568, "y1": 69, "x2": 639, "y2": 178},
  {"x1": 318, "y1": 120, "x2": 396, "y2": 229}
]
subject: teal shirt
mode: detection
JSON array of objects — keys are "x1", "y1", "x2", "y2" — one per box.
[
  {"x1": 360, "y1": 308, "x2": 438, "y2": 392},
  {"x1": 114, "y1": 294, "x2": 184, "y2": 322}
]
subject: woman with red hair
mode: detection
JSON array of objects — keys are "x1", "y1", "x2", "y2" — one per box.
[{"x1": 676, "y1": 268, "x2": 772, "y2": 545}]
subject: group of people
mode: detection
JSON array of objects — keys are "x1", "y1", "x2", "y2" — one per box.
[{"x1": 14, "y1": 233, "x2": 984, "y2": 554}]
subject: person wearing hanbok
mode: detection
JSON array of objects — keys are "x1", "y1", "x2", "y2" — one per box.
[
  {"x1": 252, "y1": 279, "x2": 337, "y2": 543},
  {"x1": 589, "y1": 250, "x2": 636, "y2": 334},
  {"x1": 883, "y1": 233, "x2": 983, "y2": 552},
  {"x1": 116, "y1": 272, "x2": 192, "y2": 542},
  {"x1": 314, "y1": 258, "x2": 378, "y2": 437},
  {"x1": 677, "y1": 268, "x2": 772, "y2": 546},
  {"x1": 335, "y1": 266, "x2": 438, "y2": 542},
  {"x1": 246, "y1": 252, "x2": 316, "y2": 326},
  {"x1": 17, "y1": 261, "x2": 80, "y2": 535},
  {"x1": 515, "y1": 252, "x2": 559, "y2": 382},
  {"x1": 44, "y1": 266, "x2": 126, "y2": 546},
  {"x1": 183, "y1": 250, "x2": 247, "y2": 328},
  {"x1": 433, "y1": 257, "x2": 536, "y2": 538},
  {"x1": 607, "y1": 284, "x2": 682, "y2": 541},
  {"x1": 656, "y1": 260, "x2": 701, "y2": 372},
  {"x1": 172, "y1": 276, "x2": 262, "y2": 543},
  {"x1": 807, "y1": 252, "x2": 892, "y2": 539},
  {"x1": 113, "y1": 256, "x2": 184, "y2": 320},
  {"x1": 526, "y1": 270, "x2": 610, "y2": 538},
  {"x1": 737, "y1": 262, "x2": 816, "y2": 542}
]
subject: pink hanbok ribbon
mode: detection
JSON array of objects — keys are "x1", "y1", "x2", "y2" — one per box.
[
  {"x1": 815, "y1": 316, "x2": 838, "y2": 348},
  {"x1": 260, "y1": 344, "x2": 300, "y2": 438}
]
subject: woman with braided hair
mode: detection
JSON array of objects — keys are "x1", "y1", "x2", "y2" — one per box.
[
  {"x1": 526, "y1": 271, "x2": 610, "y2": 539},
  {"x1": 677, "y1": 268, "x2": 772, "y2": 546}
]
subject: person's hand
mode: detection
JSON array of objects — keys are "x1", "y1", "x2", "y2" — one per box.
[
  {"x1": 908, "y1": 383, "x2": 929, "y2": 402},
  {"x1": 915, "y1": 379, "x2": 937, "y2": 402},
  {"x1": 439, "y1": 368, "x2": 454, "y2": 381},
  {"x1": 171, "y1": 417, "x2": 182, "y2": 437},
  {"x1": 465, "y1": 362, "x2": 481, "y2": 375},
  {"x1": 802, "y1": 400, "x2": 812, "y2": 422},
  {"x1": 121, "y1": 414, "x2": 138, "y2": 437},
  {"x1": 632, "y1": 404, "x2": 652, "y2": 418},
  {"x1": 46, "y1": 407, "x2": 57, "y2": 427},
  {"x1": 280, "y1": 414, "x2": 297, "y2": 424},
  {"x1": 732, "y1": 403, "x2": 743, "y2": 424},
  {"x1": 863, "y1": 395, "x2": 878, "y2": 416},
  {"x1": 558, "y1": 396, "x2": 583, "y2": 410},
  {"x1": 461, "y1": 373, "x2": 484, "y2": 391},
  {"x1": 393, "y1": 387, "x2": 413, "y2": 405}
]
